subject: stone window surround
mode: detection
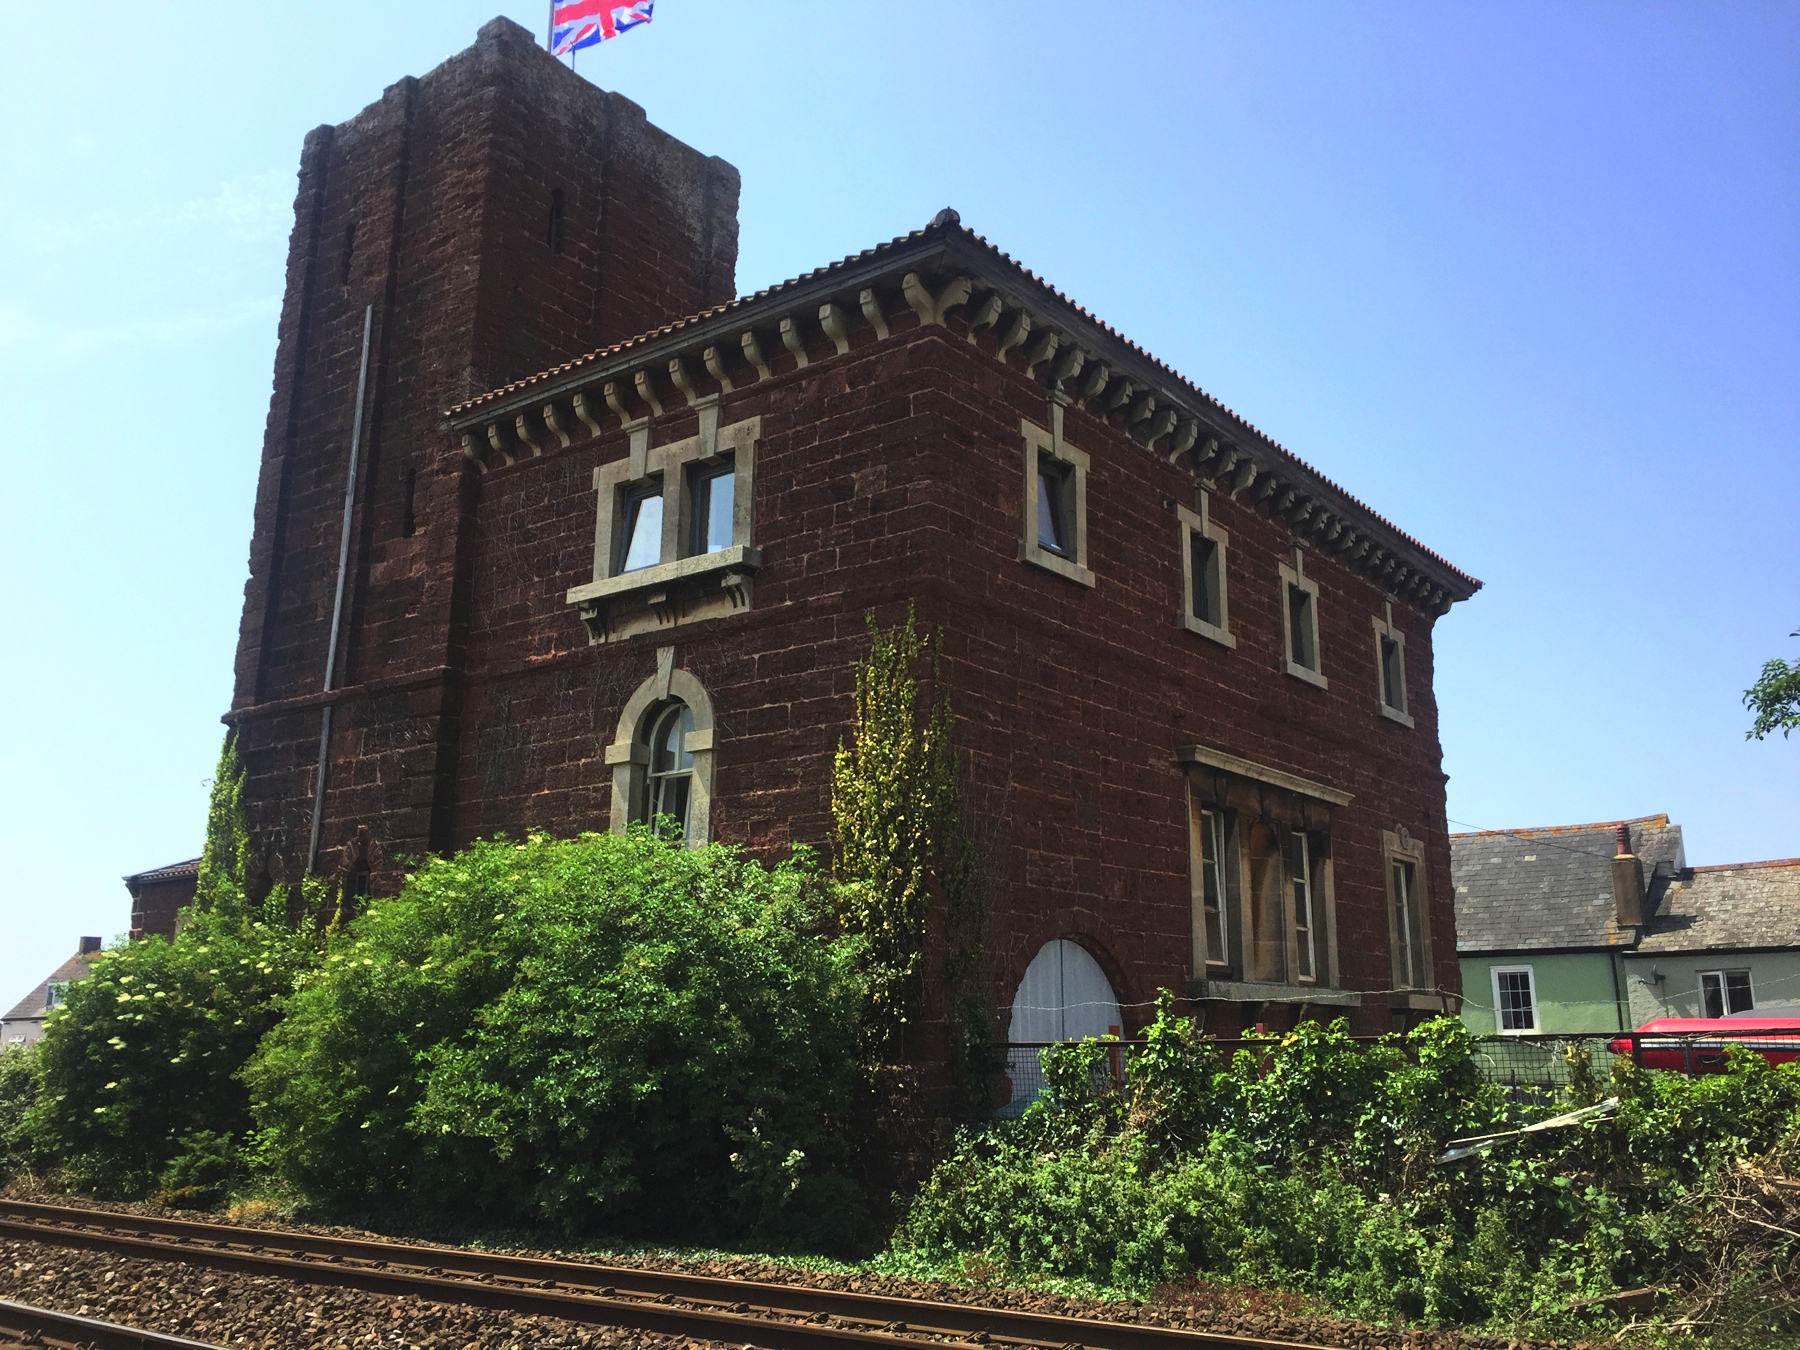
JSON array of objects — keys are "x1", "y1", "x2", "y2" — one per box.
[
  {"x1": 565, "y1": 399, "x2": 761, "y2": 644},
  {"x1": 605, "y1": 646, "x2": 716, "y2": 845},
  {"x1": 1489, "y1": 963, "x2": 1539, "y2": 1035},
  {"x1": 1278, "y1": 546, "x2": 1326, "y2": 689},
  {"x1": 1382, "y1": 826, "x2": 1435, "y2": 1000},
  {"x1": 1372, "y1": 601, "x2": 1414, "y2": 728},
  {"x1": 1020, "y1": 392, "x2": 1095, "y2": 588},
  {"x1": 1176, "y1": 489, "x2": 1234, "y2": 649},
  {"x1": 1179, "y1": 743, "x2": 1348, "y2": 998}
]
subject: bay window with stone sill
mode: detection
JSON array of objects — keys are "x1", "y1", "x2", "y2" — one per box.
[
  {"x1": 1181, "y1": 745, "x2": 1346, "y2": 1002},
  {"x1": 566, "y1": 401, "x2": 762, "y2": 644}
]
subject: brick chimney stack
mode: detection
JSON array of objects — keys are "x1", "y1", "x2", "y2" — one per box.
[{"x1": 1611, "y1": 823, "x2": 1645, "y2": 927}]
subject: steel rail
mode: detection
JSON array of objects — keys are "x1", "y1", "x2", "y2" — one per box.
[
  {"x1": 0, "y1": 1201, "x2": 1329, "y2": 1350},
  {"x1": 0, "y1": 1297, "x2": 225, "y2": 1350}
]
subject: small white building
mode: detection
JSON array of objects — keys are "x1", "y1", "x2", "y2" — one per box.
[{"x1": 1, "y1": 938, "x2": 101, "y2": 1049}]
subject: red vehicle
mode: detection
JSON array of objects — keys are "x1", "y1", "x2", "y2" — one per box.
[{"x1": 1608, "y1": 1017, "x2": 1800, "y2": 1073}]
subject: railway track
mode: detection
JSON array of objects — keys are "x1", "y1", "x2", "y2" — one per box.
[
  {"x1": 0, "y1": 1296, "x2": 225, "y2": 1350},
  {"x1": 0, "y1": 1200, "x2": 1328, "y2": 1350}
]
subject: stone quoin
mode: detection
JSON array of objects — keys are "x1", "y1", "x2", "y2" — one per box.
[{"x1": 223, "y1": 16, "x2": 1482, "y2": 1079}]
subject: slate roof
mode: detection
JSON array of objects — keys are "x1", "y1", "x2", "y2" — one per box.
[
  {"x1": 445, "y1": 212, "x2": 1480, "y2": 596},
  {"x1": 2, "y1": 949, "x2": 97, "y2": 1025},
  {"x1": 1451, "y1": 815, "x2": 1686, "y2": 953},
  {"x1": 1633, "y1": 859, "x2": 1800, "y2": 954}
]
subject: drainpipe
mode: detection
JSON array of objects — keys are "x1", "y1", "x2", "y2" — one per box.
[{"x1": 307, "y1": 304, "x2": 374, "y2": 874}]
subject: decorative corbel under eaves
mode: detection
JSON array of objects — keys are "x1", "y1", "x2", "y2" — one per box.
[
  {"x1": 703, "y1": 345, "x2": 735, "y2": 393},
  {"x1": 780, "y1": 315, "x2": 810, "y2": 367},
  {"x1": 858, "y1": 288, "x2": 890, "y2": 341},
  {"x1": 965, "y1": 292, "x2": 1002, "y2": 342},
  {"x1": 901, "y1": 272, "x2": 973, "y2": 326},
  {"x1": 994, "y1": 311, "x2": 1031, "y2": 362},
  {"x1": 820, "y1": 302, "x2": 852, "y2": 355},
  {"x1": 668, "y1": 356, "x2": 702, "y2": 406},
  {"x1": 542, "y1": 402, "x2": 576, "y2": 449},
  {"x1": 741, "y1": 331, "x2": 772, "y2": 381},
  {"x1": 633, "y1": 368, "x2": 666, "y2": 418}
]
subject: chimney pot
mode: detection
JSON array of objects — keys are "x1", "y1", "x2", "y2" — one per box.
[{"x1": 1615, "y1": 823, "x2": 1632, "y2": 857}]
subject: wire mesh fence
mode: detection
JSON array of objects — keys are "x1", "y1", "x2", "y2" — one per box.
[{"x1": 997, "y1": 1026, "x2": 1800, "y2": 1116}]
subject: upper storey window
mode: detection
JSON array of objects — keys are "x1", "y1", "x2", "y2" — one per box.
[
  {"x1": 1279, "y1": 547, "x2": 1326, "y2": 689},
  {"x1": 1373, "y1": 601, "x2": 1414, "y2": 727},
  {"x1": 568, "y1": 406, "x2": 762, "y2": 645},
  {"x1": 1177, "y1": 492, "x2": 1234, "y2": 648},
  {"x1": 618, "y1": 484, "x2": 664, "y2": 573},
  {"x1": 689, "y1": 459, "x2": 736, "y2": 556},
  {"x1": 1019, "y1": 395, "x2": 1094, "y2": 587}
]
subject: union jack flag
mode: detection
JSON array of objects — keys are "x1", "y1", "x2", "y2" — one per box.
[{"x1": 552, "y1": 0, "x2": 654, "y2": 56}]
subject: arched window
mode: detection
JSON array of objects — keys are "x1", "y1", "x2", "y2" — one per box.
[
  {"x1": 606, "y1": 652, "x2": 717, "y2": 846},
  {"x1": 1003, "y1": 939, "x2": 1122, "y2": 1116},
  {"x1": 643, "y1": 702, "x2": 696, "y2": 836}
]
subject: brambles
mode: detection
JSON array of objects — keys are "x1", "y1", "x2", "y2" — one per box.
[{"x1": 896, "y1": 1002, "x2": 1800, "y2": 1339}]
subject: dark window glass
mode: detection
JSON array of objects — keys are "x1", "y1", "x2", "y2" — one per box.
[
  {"x1": 1191, "y1": 533, "x2": 1221, "y2": 626},
  {"x1": 1037, "y1": 459, "x2": 1072, "y2": 557},
  {"x1": 547, "y1": 189, "x2": 566, "y2": 254},
  {"x1": 689, "y1": 459, "x2": 735, "y2": 556},
  {"x1": 618, "y1": 485, "x2": 664, "y2": 573},
  {"x1": 1496, "y1": 969, "x2": 1535, "y2": 1030},
  {"x1": 1381, "y1": 635, "x2": 1404, "y2": 709},
  {"x1": 1288, "y1": 585, "x2": 1315, "y2": 670},
  {"x1": 1725, "y1": 970, "x2": 1754, "y2": 1013}
]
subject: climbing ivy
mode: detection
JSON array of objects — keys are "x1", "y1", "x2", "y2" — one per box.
[
  {"x1": 832, "y1": 610, "x2": 977, "y2": 1054},
  {"x1": 195, "y1": 732, "x2": 253, "y2": 914}
]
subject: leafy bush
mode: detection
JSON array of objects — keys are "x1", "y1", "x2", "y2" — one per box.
[
  {"x1": 27, "y1": 896, "x2": 322, "y2": 1198},
  {"x1": 897, "y1": 998, "x2": 1800, "y2": 1334},
  {"x1": 245, "y1": 830, "x2": 871, "y2": 1249},
  {"x1": 0, "y1": 1043, "x2": 46, "y2": 1183}
]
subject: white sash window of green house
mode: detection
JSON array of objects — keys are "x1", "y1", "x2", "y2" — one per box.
[
  {"x1": 1492, "y1": 965, "x2": 1537, "y2": 1033},
  {"x1": 1699, "y1": 969, "x2": 1753, "y2": 1018}
]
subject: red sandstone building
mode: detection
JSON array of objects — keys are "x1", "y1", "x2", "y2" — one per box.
[{"x1": 225, "y1": 18, "x2": 1481, "y2": 1056}]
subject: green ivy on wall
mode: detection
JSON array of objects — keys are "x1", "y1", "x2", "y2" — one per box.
[{"x1": 831, "y1": 609, "x2": 977, "y2": 1057}]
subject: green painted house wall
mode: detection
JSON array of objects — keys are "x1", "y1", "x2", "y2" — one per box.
[{"x1": 1459, "y1": 951, "x2": 1630, "y2": 1035}]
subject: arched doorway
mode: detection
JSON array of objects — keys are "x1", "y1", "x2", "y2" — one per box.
[{"x1": 1003, "y1": 939, "x2": 1123, "y2": 1114}]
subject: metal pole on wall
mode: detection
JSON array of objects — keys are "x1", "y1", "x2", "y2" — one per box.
[{"x1": 308, "y1": 303, "x2": 374, "y2": 874}]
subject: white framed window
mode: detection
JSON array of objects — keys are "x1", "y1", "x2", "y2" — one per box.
[
  {"x1": 1278, "y1": 548, "x2": 1326, "y2": 689},
  {"x1": 1287, "y1": 831, "x2": 1318, "y2": 983},
  {"x1": 1491, "y1": 965, "x2": 1538, "y2": 1033},
  {"x1": 605, "y1": 648, "x2": 718, "y2": 845},
  {"x1": 1177, "y1": 493, "x2": 1234, "y2": 648},
  {"x1": 1020, "y1": 395, "x2": 1094, "y2": 587},
  {"x1": 43, "y1": 981, "x2": 69, "y2": 1010},
  {"x1": 1372, "y1": 602, "x2": 1414, "y2": 728},
  {"x1": 569, "y1": 402, "x2": 762, "y2": 644},
  {"x1": 1384, "y1": 829, "x2": 1430, "y2": 991},
  {"x1": 1699, "y1": 969, "x2": 1754, "y2": 1018},
  {"x1": 643, "y1": 702, "x2": 698, "y2": 837},
  {"x1": 1189, "y1": 803, "x2": 1230, "y2": 970}
]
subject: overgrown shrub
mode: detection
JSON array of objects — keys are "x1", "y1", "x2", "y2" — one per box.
[
  {"x1": 897, "y1": 999, "x2": 1800, "y2": 1336},
  {"x1": 0, "y1": 1043, "x2": 46, "y2": 1183},
  {"x1": 27, "y1": 897, "x2": 322, "y2": 1198},
  {"x1": 245, "y1": 830, "x2": 871, "y2": 1249},
  {"x1": 25, "y1": 734, "x2": 324, "y2": 1199}
]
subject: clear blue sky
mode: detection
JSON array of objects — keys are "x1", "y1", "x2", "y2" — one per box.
[{"x1": 2, "y1": 3, "x2": 1795, "y2": 1008}]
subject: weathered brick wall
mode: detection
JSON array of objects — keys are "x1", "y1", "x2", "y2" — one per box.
[
  {"x1": 228, "y1": 17, "x2": 738, "y2": 879},
  {"x1": 228, "y1": 20, "x2": 1464, "y2": 1057}
]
